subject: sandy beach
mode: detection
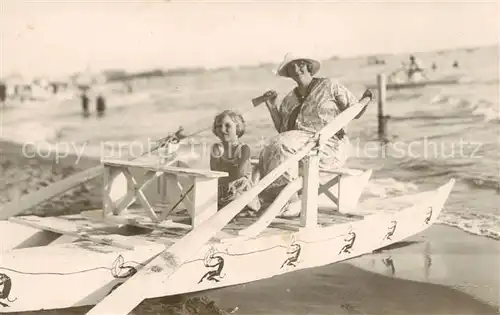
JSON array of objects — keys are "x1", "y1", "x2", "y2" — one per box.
[{"x1": 1, "y1": 138, "x2": 498, "y2": 315}]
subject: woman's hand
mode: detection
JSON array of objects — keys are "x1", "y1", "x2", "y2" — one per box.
[
  {"x1": 361, "y1": 89, "x2": 373, "y2": 101},
  {"x1": 252, "y1": 90, "x2": 278, "y2": 107},
  {"x1": 252, "y1": 90, "x2": 282, "y2": 132},
  {"x1": 263, "y1": 90, "x2": 278, "y2": 106},
  {"x1": 355, "y1": 89, "x2": 373, "y2": 119}
]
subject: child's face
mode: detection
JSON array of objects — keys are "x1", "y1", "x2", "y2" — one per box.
[{"x1": 214, "y1": 115, "x2": 239, "y2": 142}]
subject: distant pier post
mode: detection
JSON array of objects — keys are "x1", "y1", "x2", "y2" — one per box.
[{"x1": 377, "y1": 73, "x2": 388, "y2": 141}]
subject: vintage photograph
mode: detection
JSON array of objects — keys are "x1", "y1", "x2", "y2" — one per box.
[{"x1": 0, "y1": 1, "x2": 499, "y2": 314}]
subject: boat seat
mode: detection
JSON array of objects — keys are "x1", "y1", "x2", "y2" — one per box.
[
  {"x1": 249, "y1": 158, "x2": 366, "y2": 212},
  {"x1": 102, "y1": 157, "x2": 228, "y2": 228}
]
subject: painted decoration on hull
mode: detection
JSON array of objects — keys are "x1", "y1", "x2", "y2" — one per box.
[
  {"x1": 339, "y1": 229, "x2": 356, "y2": 255},
  {"x1": 0, "y1": 273, "x2": 17, "y2": 308},
  {"x1": 382, "y1": 221, "x2": 397, "y2": 242},
  {"x1": 424, "y1": 206, "x2": 433, "y2": 224},
  {"x1": 0, "y1": 255, "x2": 141, "y2": 308},
  {"x1": 281, "y1": 237, "x2": 302, "y2": 269},
  {"x1": 188, "y1": 225, "x2": 366, "y2": 289},
  {"x1": 198, "y1": 248, "x2": 226, "y2": 284}
]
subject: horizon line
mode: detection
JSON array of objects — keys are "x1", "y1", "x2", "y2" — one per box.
[{"x1": 2, "y1": 42, "x2": 498, "y2": 81}]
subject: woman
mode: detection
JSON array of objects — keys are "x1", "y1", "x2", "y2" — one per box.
[{"x1": 257, "y1": 54, "x2": 372, "y2": 216}]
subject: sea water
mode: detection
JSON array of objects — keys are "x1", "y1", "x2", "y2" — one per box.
[{"x1": 1, "y1": 45, "x2": 498, "y2": 241}]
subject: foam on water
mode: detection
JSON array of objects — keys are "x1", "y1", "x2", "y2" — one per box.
[
  {"x1": 358, "y1": 177, "x2": 500, "y2": 241},
  {"x1": 437, "y1": 212, "x2": 500, "y2": 241}
]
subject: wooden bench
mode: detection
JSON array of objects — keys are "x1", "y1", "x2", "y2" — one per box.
[
  {"x1": 249, "y1": 158, "x2": 366, "y2": 213},
  {"x1": 102, "y1": 158, "x2": 228, "y2": 228}
]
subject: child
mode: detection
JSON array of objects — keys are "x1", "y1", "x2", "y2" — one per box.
[{"x1": 210, "y1": 110, "x2": 260, "y2": 215}]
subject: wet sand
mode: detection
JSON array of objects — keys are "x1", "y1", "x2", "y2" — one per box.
[
  {"x1": 205, "y1": 225, "x2": 499, "y2": 315},
  {"x1": 1, "y1": 139, "x2": 499, "y2": 315}
]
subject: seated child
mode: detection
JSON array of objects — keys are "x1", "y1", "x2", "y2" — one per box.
[{"x1": 210, "y1": 110, "x2": 261, "y2": 214}]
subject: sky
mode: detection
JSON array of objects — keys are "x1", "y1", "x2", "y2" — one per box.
[{"x1": 1, "y1": 0, "x2": 499, "y2": 79}]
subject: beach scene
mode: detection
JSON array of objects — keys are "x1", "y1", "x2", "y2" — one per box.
[{"x1": 1, "y1": 1, "x2": 499, "y2": 315}]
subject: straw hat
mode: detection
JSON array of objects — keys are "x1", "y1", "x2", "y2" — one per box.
[{"x1": 276, "y1": 53, "x2": 321, "y2": 78}]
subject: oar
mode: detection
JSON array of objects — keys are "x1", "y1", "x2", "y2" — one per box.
[
  {"x1": 84, "y1": 97, "x2": 371, "y2": 315},
  {"x1": 0, "y1": 130, "x2": 185, "y2": 220}
]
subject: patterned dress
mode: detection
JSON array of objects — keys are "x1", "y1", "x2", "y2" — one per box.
[{"x1": 258, "y1": 77, "x2": 358, "y2": 203}]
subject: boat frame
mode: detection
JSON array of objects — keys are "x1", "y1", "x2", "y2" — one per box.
[{"x1": 0, "y1": 103, "x2": 455, "y2": 314}]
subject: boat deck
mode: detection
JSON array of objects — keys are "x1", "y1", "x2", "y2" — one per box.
[{"x1": 8, "y1": 206, "x2": 363, "y2": 251}]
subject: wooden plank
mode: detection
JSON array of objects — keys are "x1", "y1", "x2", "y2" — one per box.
[
  {"x1": 190, "y1": 176, "x2": 218, "y2": 227},
  {"x1": 320, "y1": 168, "x2": 363, "y2": 176},
  {"x1": 252, "y1": 158, "x2": 363, "y2": 177},
  {"x1": 300, "y1": 155, "x2": 320, "y2": 228},
  {"x1": 8, "y1": 216, "x2": 153, "y2": 250},
  {"x1": 0, "y1": 165, "x2": 104, "y2": 220},
  {"x1": 103, "y1": 159, "x2": 228, "y2": 178},
  {"x1": 238, "y1": 178, "x2": 302, "y2": 238},
  {"x1": 318, "y1": 175, "x2": 340, "y2": 205},
  {"x1": 81, "y1": 209, "x2": 192, "y2": 232},
  {"x1": 123, "y1": 169, "x2": 160, "y2": 221},
  {"x1": 0, "y1": 221, "x2": 60, "y2": 251},
  {"x1": 338, "y1": 169, "x2": 372, "y2": 212},
  {"x1": 85, "y1": 101, "x2": 369, "y2": 315}
]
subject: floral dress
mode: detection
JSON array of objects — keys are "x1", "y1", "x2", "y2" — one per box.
[{"x1": 258, "y1": 77, "x2": 358, "y2": 203}]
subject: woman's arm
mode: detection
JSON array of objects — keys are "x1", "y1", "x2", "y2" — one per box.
[
  {"x1": 265, "y1": 101, "x2": 283, "y2": 132},
  {"x1": 333, "y1": 83, "x2": 372, "y2": 119},
  {"x1": 261, "y1": 90, "x2": 283, "y2": 132}
]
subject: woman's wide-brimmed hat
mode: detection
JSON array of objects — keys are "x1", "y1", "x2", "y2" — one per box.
[{"x1": 276, "y1": 53, "x2": 321, "y2": 78}]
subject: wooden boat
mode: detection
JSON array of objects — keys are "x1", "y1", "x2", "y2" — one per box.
[{"x1": 0, "y1": 103, "x2": 455, "y2": 314}]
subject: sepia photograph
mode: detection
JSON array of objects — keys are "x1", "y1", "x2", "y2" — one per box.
[{"x1": 0, "y1": 1, "x2": 499, "y2": 314}]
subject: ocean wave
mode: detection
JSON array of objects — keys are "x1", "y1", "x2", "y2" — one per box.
[
  {"x1": 463, "y1": 176, "x2": 500, "y2": 192},
  {"x1": 430, "y1": 93, "x2": 499, "y2": 122},
  {"x1": 362, "y1": 177, "x2": 420, "y2": 199},
  {"x1": 357, "y1": 177, "x2": 500, "y2": 241},
  {"x1": 397, "y1": 158, "x2": 499, "y2": 192},
  {"x1": 437, "y1": 213, "x2": 500, "y2": 241}
]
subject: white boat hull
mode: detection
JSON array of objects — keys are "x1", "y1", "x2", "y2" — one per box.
[{"x1": 0, "y1": 179, "x2": 454, "y2": 313}]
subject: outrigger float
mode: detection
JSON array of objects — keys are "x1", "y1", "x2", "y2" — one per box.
[{"x1": 0, "y1": 102, "x2": 455, "y2": 314}]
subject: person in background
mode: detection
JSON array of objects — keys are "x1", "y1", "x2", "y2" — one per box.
[
  {"x1": 0, "y1": 82, "x2": 6, "y2": 103},
  {"x1": 407, "y1": 55, "x2": 428, "y2": 81},
  {"x1": 81, "y1": 92, "x2": 90, "y2": 117},
  {"x1": 96, "y1": 94, "x2": 106, "y2": 117}
]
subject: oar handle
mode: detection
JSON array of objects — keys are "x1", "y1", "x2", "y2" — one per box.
[{"x1": 252, "y1": 90, "x2": 277, "y2": 107}]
